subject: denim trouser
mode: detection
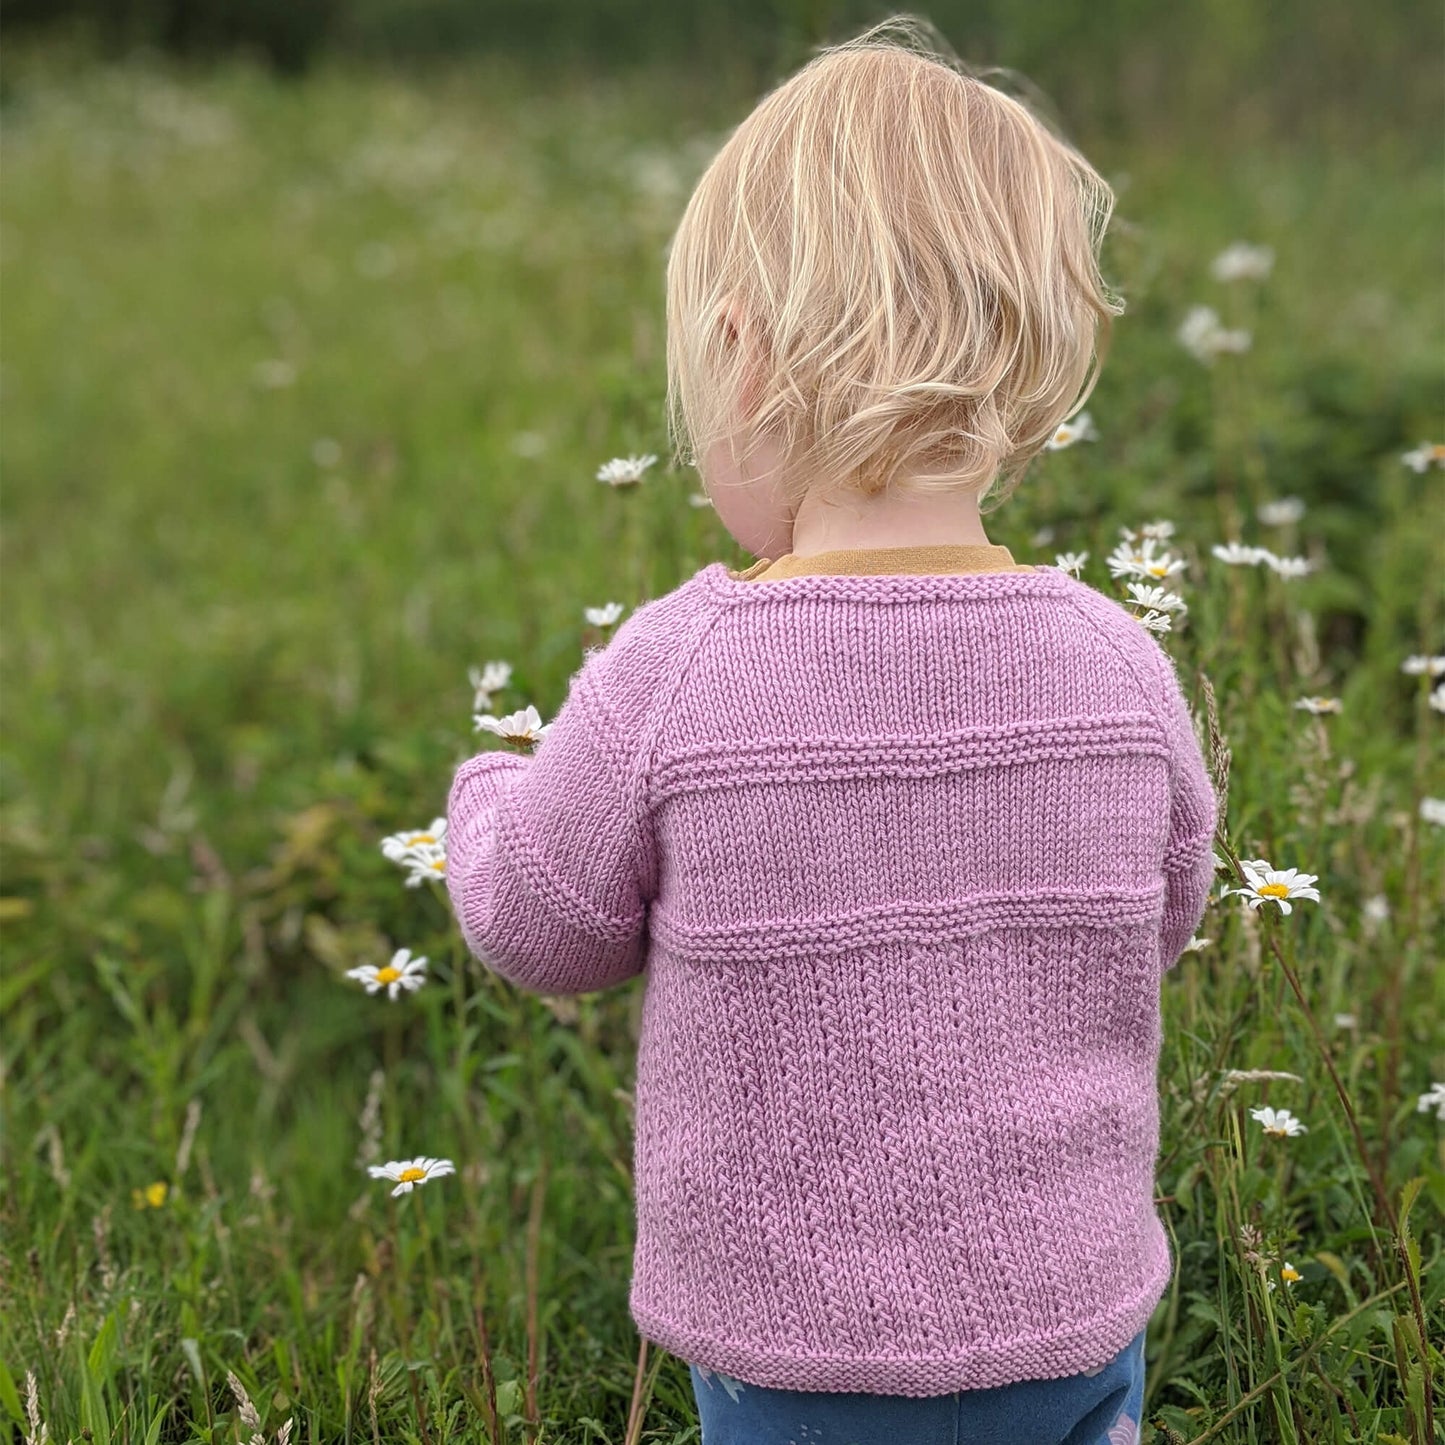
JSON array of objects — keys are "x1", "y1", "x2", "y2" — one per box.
[{"x1": 689, "y1": 1327, "x2": 1146, "y2": 1445}]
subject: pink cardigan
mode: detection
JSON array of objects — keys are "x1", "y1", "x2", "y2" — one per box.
[{"x1": 445, "y1": 559, "x2": 1217, "y2": 1396}]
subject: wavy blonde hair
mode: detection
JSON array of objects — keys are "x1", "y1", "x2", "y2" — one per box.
[{"x1": 665, "y1": 14, "x2": 1125, "y2": 511}]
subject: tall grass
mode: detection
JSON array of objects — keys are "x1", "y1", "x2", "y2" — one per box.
[{"x1": 0, "y1": 42, "x2": 1441, "y2": 1445}]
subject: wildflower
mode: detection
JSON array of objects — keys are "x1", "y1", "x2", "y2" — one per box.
[
  {"x1": 1402, "y1": 654, "x2": 1445, "y2": 676},
  {"x1": 1043, "y1": 411, "x2": 1097, "y2": 450},
  {"x1": 596, "y1": 454, "x2": 657, "y2": 487},
  {"x1": 346, "y1": 948, "x2": 428, "y2": 1001},
  {"x1": 1400, "y1": 442, "x2": 1445, "y2": 473},
  {"x1": 687, "y1": 491, "x2": 713, "y2": 508},
  {"x1": 1211, "y1": 541, "x2": 1274, "y2": 566},
  {"x1": 469, "y1": 660, "x2": 512, "y2": 712},
  {"x1": 1421, "y1": 798, "x2": 1445, "y2": 827},
  {"x1": 1178, "y1": 304, "x2": 1251, "y2": 364},
  {"x1": 1136, "y1": 609, "x2": 1173, "y2": 635},
  {"x1": 1125, "y1": 582, "x2": 1187, "y2": 613},
  {"x1": 131, "y1": 1181, "x2": 169, "y2": 1210},
  {"x1": 1264, "y1": 553, "x2": 1313, "y2": 579},
  {"x1": 1250, "y1": 1105, "x2": 1308, "y2": 1137},
  {"x1": 311, "y1": 437, "x2": 343, "y2": 468},
  {"x1": 368, "y1": 1156, "x2": 456, "y2": 1197},
  {"x1": 1053, "y1": 551, "x2": 1088, "y2": 577},
  {"x1": 1431, "y1": 683, "x2": 1445, "y2": 714},
  {"x1": 1117, "y1": 520, "x2": 1176, "y2": 543},
  {"x1": 1227, "y1": 859, "x2": 1322, "y2": 914},
  {"x1": 1257, "y1": 496, "x2": 1305, "y2": 526},
  {"x1": 584, "y1": 602, "x2": 625, "y2": 628},
  {"x1": 1417, "y1": 1082, "x2": 1445, "y2": 1121},
  {"x1": 1211, "y1": 241, "x2": 1275, "y2": 283},
  {"x1": 1183, "y1": 934, "x2": 1211, "y2": 952},
  {"x1": 1362, "y1": 895, "x2": 1390, "y2": 924},
  {"x1": 1279, "y1": 1262, "x2": 1301, "y2": 1286},
  {"x1": 381, "y1": 819, "x2": 447, "y2": 888},
  {"x1": 1030, "y1": 526, "x2": 1056, "y2": 547},
  {"x1": 1293, "y1": 696, "x2": 1342, "y2": 714},
  {"x1": 1333, "y1": 1012, "x2": 1358, "y2": 1029},
  {"x1": 474, "y1": 704, "x2": 551, "y2": 747},
  {"x1": 253, "y1": 359, "x2": 297, "y2": 389},
  {"x1": 1212, "y1": 851, "x2": 1230, "y2": 871},
  {"x1": 1106, "y1": 537, "x2": 1185, "y2": 582}
]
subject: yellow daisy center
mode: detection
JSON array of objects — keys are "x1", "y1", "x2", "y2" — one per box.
[
  {"x1": 1265, "y1": 1124, "x2": 1289, "y2": 1135},
  {"x1": 1432, "y1": 444, "x2": 1445, "y2": 459},
  {"x1": 409, "y1": 833, "x2": 436, "y2": 845},
  {"x1": 430, "y1": 859, "x2": 446, "y2": 871},
  {"x1": 398, "y1": 1167, "x2": 426, "y2": 1183},
  {"x1": 1281, "y1": 1265, "x2": 1301, "y2": 1281},
  {"x1": 375, "y1": 967, "x2": 401, "y2": 985},
  {"x1": 1146, "y1": 564, "x2": 1170, "y2": 577},
  {"x1": 1258, "y1": 883, "x2": 1291, "y2": 898}
]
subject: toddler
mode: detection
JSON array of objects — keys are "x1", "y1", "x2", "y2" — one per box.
[{"x1": 445, "y1": 17, "x2": 1217, "y2": 1445}]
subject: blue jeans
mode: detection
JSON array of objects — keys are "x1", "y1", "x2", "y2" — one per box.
[{"x1": 689, "y1": 1328, "x2": 1146, "y2": 1445}]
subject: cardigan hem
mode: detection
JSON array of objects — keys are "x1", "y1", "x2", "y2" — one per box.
[{"x1": 630, "y1": 1248, "x2": 1172, "y2": 1398}]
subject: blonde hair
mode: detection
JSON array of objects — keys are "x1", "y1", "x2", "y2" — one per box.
[{"x1": 664, "y1": 14, "x2": 1125, "y2": 511}]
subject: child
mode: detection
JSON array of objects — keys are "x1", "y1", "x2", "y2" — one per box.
[{"x1": 445, "y1": 16, "x2": 1217, "y2": 1444}]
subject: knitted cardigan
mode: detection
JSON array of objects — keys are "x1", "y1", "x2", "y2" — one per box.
[{"x1": 444, "y1": 545, "x2": 1218, "y2": 1397}]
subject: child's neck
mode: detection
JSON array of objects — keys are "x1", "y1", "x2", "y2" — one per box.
[{"x1": 787, "y1": 481, "x2": 996, "y2": 557}]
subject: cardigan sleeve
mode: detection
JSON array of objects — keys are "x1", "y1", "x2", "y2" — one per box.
[
  {"x1": 1154, "y1": 651, "x2": 1219, "y2": 972},
  {"x1": 443, "y1": 662, "x2": 652, "y2": 996}
]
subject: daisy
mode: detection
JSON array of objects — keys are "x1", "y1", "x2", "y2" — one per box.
[
  {"x1": 1401, "y1": 655, "x2": 1445, "y2": 676},
  {"x1": 687, "y1": 491, "x2": 714, "y2": 508},
  {"x1": 381, "y1": 820, "x2": 447, "y2": 888},
  {"x1": 368, "y1": 1157, "x2": 456, "y2": 1197},
  {"x1": 1139, "y1": 519, "x2": 1177, "y2": 542},
  {"x1": 1211, "y1": 242, "x2": 1275, "y2": 283},
  {"x1": 1421, "y1": 798, "x2": 1445, "y2": 827},
  {"x1": 1293, "y1": 696, "x2": 1342, "y2": 714},
  {"x1": 1227, "y1": 859, "x2": 1322, "y2": 914},
  {"x1": 1125, "y1": 582, "x2": 1188, "y2": 613},
  {"x1": 1183, "y1": 934, "x2": 1211, "y2": 952},
  {"x1": 1431, "y1": 683, "x2": 1445, "y2": 714},
  {"x1": 1031, "y1": 526, "x2": 1056, "y2": 546},
  {"x1": 1279, "y1": 1262, "x2": 1302, "y2": 1286},
  {"x1": 1400, "y1": 442, "x2": 1445, "y2": 473},
  {"x1": 474, "y1": 703, "x2": 551, "y2": 747},
  {"x1": 1250, "y1": 1105, "x2": 1308, "y2": 1137},
  {"x1": 1417, "y1": 1082, "x2": 1445, "y2": 1121},
  {"x1": 596, "y1": 454, "x2": 657, "y2": 487},
  {"x1": 1178, "y1": 305, "x2": 1251, "y2": 364},
  {"x1": 584, "y1": 602, "x2": 625, "y2": 628},
  {"x1": 1264, "y1": 553, "x2": 1313, "y2": 579},
  {"x1": 346, "y1": 948, "x2": 428, "y2": 1001},
  {"x1": 1107, "y1": 538, "x2": 1185, "y2": 582},
  {"x1": 1333, "y1": 1012, "x2": 1358, "y2": 1029},
  {"x1": 1257, "y1": 496, "x2": 1305, "y2": 526},
  {"x1": 1362, "y1": 895, "x2": 1389, "y2": 924},
  {"x1": 1136, "y1": 609, "x2": 1173, "y2": 635},
  {"x1": 1043, "y1": 411, "x2": 1098, "y2": 450},
  {"x1": 1211, "y1": 541, "x2": 1274, "y2": 566},
  {"x1": 1053, "y1": 551, "x2": 1088, "y2": 577},
  {"x1": 469, "y1": 660, "x2": 512, "y2": 712}
]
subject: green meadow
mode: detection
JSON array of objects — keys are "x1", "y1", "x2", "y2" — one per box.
[{"x1": 1, "y1": 36, "x2": 1442, "y2": 1445}]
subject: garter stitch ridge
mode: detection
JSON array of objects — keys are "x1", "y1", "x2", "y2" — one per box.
[{"x1": 444, "y1": 554, "x2": 1218, "y2": 1397}]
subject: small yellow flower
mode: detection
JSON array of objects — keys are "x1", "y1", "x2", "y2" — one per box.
[
  {"x1": 1280, "y1": 1262, "x2": 1302, "y2": 1284},
  {"x1": 132, "y1": 1180, "x2": 169, "y2": 1210}
]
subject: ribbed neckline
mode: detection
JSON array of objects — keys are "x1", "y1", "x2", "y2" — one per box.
[
  {"x1": 700, "y1": 556, "x2": 1066, "y2": 603},
  {"x1": 732, "y1": 542, "x2": 1032, "y2": 582}
]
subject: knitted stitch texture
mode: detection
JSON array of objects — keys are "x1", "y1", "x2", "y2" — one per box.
[{"x1": 444, "y1": 560, "x2": 1218, "y2": 1397}]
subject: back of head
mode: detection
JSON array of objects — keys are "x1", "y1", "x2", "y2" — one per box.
[{"x1": 665, "y1": 14, "x2": 1125, "y2": 510}]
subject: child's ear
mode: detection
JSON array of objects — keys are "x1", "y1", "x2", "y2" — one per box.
[{"x1": 719, "y1": 304, "x2": 767, "y2": 421}]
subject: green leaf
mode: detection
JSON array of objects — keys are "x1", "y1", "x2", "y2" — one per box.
[{"x1": 0, "y1": 1359, "x2": 24, "y2": 1423}]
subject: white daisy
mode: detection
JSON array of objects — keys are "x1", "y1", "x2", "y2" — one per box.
[
  {"x1": 1431, "y1": 683, "x2": 1445, "y2": 714},
  {"x1": 1333, "y1": 1012, "x2": 1358, "y2": 1029},
  {"x1": 1362, "y1": 895, "x2": 1390, "y2": 924},
  {"x1": 1227, "y1": 859, "x2": 1322, "y2": 915},
  {"x1": 1183, "y1": 934, "x2": 1211, "y2": 953},
  {"x1": 381, "y1": 820, "x2": 448, "y2": 888},
  {"x1": 368, "y1": 1156, "x2": 456, "y2": 1197},
  {"x1": 1125, "y1": 582, "x2": 1188, "y2": 613},
  {"x1": 1106, "y1": 537, "x2": 1186, "y2": 582},
  {"x1": 1139, "y1": 519, "x2": 1177, "y2": 541},
  {"x1": 596, "y1": 454, "x2": 657, "y2": 487},
  {"x1": 1293, "y1": 696, "x2": 1342, "y2": 714},
  {"x1": 1264, "y1": 553, "x2": 1313, "y2": 579},
  {"x1": 1417, "y1": 1082, "x2": 1445, "y2": 1121},
  {"x1": 474, "y1": 704, "x2": 551, "y2": 747},
  {"x1": 687, "y1": 490, "x2": 714, "y2": 508},
  {"x1": 1030, "y1": 526, "x2": 1056, "y2": 546},
  {"x1": 1052, "y1": 551, "x2": 1088, "y2": 577},
  {"x1": 346, "y1": 948, "x2": 428, "y2": 1001},
  {"x1": 1421, "y1": 798, "x2": 1445, "y2": 827},
  {"x1": 1257, "y1": 496, "x2": 1305, "y2": 527},
  {"x1": 584, "y1": 602, "x2": 625, "y2": 628},
  {"x1": 1401, "y1": 655, "x2": 1445, "y2": 676},
  {"x1": 1400, "y1": 442, "x2": 1445, "y2": 473},
  {"x1": 468, "y1": 660, "x2": 512, "y2": 712},
  {"x1": 1250, "y1": 1105, "x2": 1308, "y2": 1138},
  {"x1": 1279, "y1": 1261, "x2": 1302, "y2": 1286},
  {"x1": 1211, "y1": 541, "x2": 1274, "y2": 567},
  {"x1": 1211, "y1": 242, "x2": 1275, "y2": 283},
  {"x1": 1178, "y1": 304, "x2": 1252, "y2": 364},
  {"x1": 1137, "y1": 609, "x2": 1173, "y2": 635},
  {"x1": 1043, "y1": 411, "x2": 1098, "y2": 450}
]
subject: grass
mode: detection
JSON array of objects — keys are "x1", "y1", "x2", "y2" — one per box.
[{"x1": 1, "y1": 38, "x2": 1442, "y2": 1445}]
